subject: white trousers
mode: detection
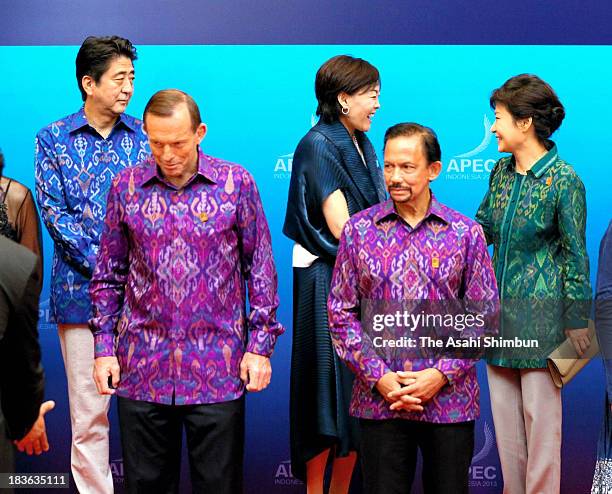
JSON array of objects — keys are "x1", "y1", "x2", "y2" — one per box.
[
  {"x1": 487, "y1": 365, "x2": 562, "y2": 494},
  {"x1": 58, "y1": 325, "x2": 113, "y2": 494}
]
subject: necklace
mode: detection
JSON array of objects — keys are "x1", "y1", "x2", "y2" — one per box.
[{"x1": 351, "y1": 133, "x2": 367, "y2": 166}]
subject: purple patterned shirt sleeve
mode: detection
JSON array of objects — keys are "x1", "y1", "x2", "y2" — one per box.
[
  {"x1": 328, "y1": 196, "x2": 499, "y2": 423},
  {"x1": 90, "y1": 152, "x2": 283, "y2": 405},
  {"x1": 89, "y1": 178, "x2": 129, "y2": 358},
  {"x1": 328, "y1": 220, "x2": 391, "y2": 389},
  {"x1": 237, "y1": 170, "x2": 282, "y2": 357}
]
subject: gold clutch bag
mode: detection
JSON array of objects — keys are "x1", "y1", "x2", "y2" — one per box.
[{"x1": 546, "y1": 320, "x2": 599, "y2": 388}]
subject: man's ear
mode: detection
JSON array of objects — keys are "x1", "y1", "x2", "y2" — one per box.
[
  {"x1": 429, "y1": 161, "x2": 442, "y2": 182},
  {"x1": 81, "y1": 75, "x2": 95, "y2": 97},
  {"x1": 196, "y1": 123, "x2": 207, "y2": 144}
]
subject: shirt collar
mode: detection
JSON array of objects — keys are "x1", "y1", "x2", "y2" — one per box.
[
  {"x1": 373, "y1": 193, "x2": 450, "y2": 225},
  {"x1": 504, "y1": 141, "x2": 558, "y2": 179},
  {"x1": 530, "y1": 141, "x2": 558, "y2": 178},
  {"x1": 67, "y1": 106, "x2": 137, "y2": 134},
  {"x1": 141, "y1": 148, "x2": 218, "y2": 187}
]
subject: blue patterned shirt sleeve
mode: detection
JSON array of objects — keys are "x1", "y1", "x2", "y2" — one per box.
[
  {"x1": 34, "y1": 108, "x2": 150, "y2": 323},
  {"x1": 35, "y1": 125, "x2": 99, "y2": 276}
]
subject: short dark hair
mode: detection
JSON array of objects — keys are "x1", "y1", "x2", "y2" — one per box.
[
  {"x1": 315, "y1": 55, "x2": 379, "y2": 123},
  {"x1": 143, "y1": 89, "x2": 202, "y2": 132},
  {"x1": 76, "y1": 36, "x2": 137, "y2": 101},
  {"x1": 384, "y1": 123, "x2": 442, "y2": 163},
  {"x1": 0, "y1": 149, "x2": 4, "y2": 177},
  {"x1": 490, "y1": 74, "x2": 565, "y2": 142}
]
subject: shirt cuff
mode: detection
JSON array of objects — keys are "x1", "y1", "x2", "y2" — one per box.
[
  {"x1": 94, "y1": 333, "x2": 115, "y2": 358},
  {"x1": 564, "y1": 318, "x2": 589, "y2": 330},
  {"x1": 246, "y1": 330, "x2": 278, "y2": 357},
  {"x1": 432, "y1": 359, "x2": 465, "y2": 386},
  {"x1": 364, "y1": 359, "x2": 392, "y2": 391}
]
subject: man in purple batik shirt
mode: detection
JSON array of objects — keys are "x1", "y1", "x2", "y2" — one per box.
[
  {"x1": 89, "y1": 89, "x2": 284, "y2": 494},
  {"x1": 328, "y1": 123, "x2": 499, "y2": 494}
]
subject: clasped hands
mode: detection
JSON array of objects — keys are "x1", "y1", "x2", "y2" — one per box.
[{"x1": 375, "y1": 368, "x2": 448, "y2": 413}]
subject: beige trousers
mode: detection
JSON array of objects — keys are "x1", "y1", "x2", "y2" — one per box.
[
  {"x1": 58, "y1": 325, "x2": 113, "y2": 494},
  {"x1": 487, "y1": 365, "x2": 562, "y2": 494}
]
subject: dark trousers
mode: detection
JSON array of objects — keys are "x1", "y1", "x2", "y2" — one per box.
[
  {"x1": 117, "y1": 396, "x2": 245, "y2": 494},
  {"x1": 360, "y1": 418, "x2": 475, "y2": 494}
]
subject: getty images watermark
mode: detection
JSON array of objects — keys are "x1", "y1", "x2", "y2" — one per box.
[{"x1": 360, "y1": 299, "x2": 592, "y2": 361}]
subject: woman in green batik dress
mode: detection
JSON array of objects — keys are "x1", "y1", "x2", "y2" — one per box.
[{"x1": 476, "y1": 74, "x2": 592, "y2": 494}]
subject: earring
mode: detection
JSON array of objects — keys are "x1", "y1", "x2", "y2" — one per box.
[{"x1": 341, "y1": 107, "x2": 349, "y2": 115}]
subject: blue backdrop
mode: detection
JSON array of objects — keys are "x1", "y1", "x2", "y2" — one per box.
[{"x1": 0, "y1": 44, "x2": 609, "y2": 492}]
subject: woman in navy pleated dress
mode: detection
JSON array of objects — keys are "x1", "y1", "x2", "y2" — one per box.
[{"x1": 283, "y1": 55, "x2": 386, "y2": 494}]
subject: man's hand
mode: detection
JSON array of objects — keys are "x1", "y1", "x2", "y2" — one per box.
[
  {"x1": 388, "y1": 368, "x2": 448, "y2": 410},
  {"x1": 375, "y1": 372, "x2": 423, "y2": 412},
  {"x1": 565, "y1": 328, "x2": 591, "y2": 357},
  {"x1": 14, "y1": 400, "x2": 55, "y2": 455},
  {"x1": 93, "y1": 356, "x2": 120, "y2": 395},
  {"x1": 240, "y1": 352, "x2": 271, "y2": 392}
]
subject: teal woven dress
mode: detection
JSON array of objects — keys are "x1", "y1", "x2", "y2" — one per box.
[{"x1": 475, "y1": 142, "x2": 591, "y2": 367}]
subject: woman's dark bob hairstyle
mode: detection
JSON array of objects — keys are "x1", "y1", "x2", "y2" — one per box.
[
  {"x1": 490, "y1": 74, "x2": 565, "y2": 142},
  {"x1": 315, "y1": 55, "x2": 379, "y2": 124}
]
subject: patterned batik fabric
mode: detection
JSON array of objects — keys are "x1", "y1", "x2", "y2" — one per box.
[
  {"x1": 328, "y1": 196, "x2": 499, "y2": 423},
  {"x1": 476, "y1": 142, "x2": 592, "y2": 368},
  {"x1": 35, "y1": 108, "x2": 150, "y2": 323},
  {"x1": 89, "y1": 151, "x2": 284, "y2": 405}
]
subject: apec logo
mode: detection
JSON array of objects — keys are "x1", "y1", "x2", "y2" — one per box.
[
  {"x1": 469, "y1": 421, "x2": 499, "y2": 488},
  {"x1": 273, "y1": 153, "x2": 293, "y2": 180},
  {"x1": 274, "y1": 460, "x2": 302, "y2": 487},
  {"x1": 273, "y1": 115, "x2": 318, "y2": 180},
  {"x1": 38, "y1": 298, "x2": 54, "y2": 329},
  {"x1": 445, "y1": 115, "x2": 497, "y2": 181},
  {"x1": 110, "y1": 458, "x2": 124, "y2": 484}
]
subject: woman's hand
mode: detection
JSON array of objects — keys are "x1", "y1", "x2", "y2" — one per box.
[{"x1": 565, "y1": 327, "x2": 591, "y2": 357}]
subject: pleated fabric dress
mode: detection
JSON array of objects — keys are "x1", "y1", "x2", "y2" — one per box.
[
  {"x1": 283, "y1": 120, "x2": 386, "y2": 481},
  {"x1": 592, "y1": 220, "x2": 612, "y2": 494}
]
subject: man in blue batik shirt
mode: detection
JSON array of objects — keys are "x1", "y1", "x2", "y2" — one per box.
[{"x1": 34, "y1": 36, "x2": 149, "y2": 494}]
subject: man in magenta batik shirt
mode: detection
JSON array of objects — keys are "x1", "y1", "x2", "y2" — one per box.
[
  {"x1": 89, "y1": 89, "x2": 283, "y2": 494},
  {"x1": 328, "y1": 123, "x2": 498, "y2": 494}
]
